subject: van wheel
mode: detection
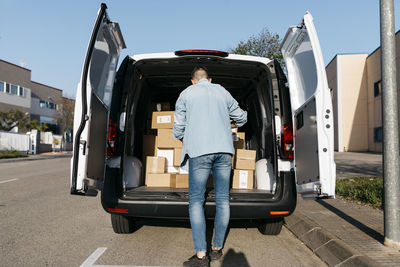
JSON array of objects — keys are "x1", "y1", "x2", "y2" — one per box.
[
  {"x1": 111, "y1": 214, "x2": 135, "y2": 234},
  {"x1": 257, "y1": 218, "x2": 283, "y2": 235}
]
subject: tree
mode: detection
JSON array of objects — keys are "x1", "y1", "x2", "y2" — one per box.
[
  {"x1": 0, "y1": 109, "x2": 30, "y2": 132},
  {"x1": 0, "y1": 109, "x2": 51, "y2": 133},
  {"x1": 29, "y1": 120, "x2": 49, "y2": 132},
  {"x1": 56, "y1": 97, "x2": 75, "y2": 148},
  {"x1": 230, "y1": 27, "x2": 284, "y2": 68}
]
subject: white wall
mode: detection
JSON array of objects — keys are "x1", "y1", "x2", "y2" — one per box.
[{"x1": 0, "y1": 131, "x2": 30, "y2": 152}]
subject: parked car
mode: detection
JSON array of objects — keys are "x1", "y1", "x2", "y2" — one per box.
[{"x1": 70, "y1": 3, "x2": 336, "y2": 235}]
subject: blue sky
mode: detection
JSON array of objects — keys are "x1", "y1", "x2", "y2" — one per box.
[{"x1": 0, "y1": 0, "x2": 399, "y2": 98}]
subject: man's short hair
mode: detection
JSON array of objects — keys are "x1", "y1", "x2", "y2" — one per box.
[{"x1": 191, "y1": 66, "x2": 209, "y2": 80}]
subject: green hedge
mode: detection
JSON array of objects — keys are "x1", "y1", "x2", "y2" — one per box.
[
  {"x1": 0, "y1": 149, "x2": 28, "y2": 159},
  {"x1": 336, "y1": 177, "x2": 383, "y2": 208}
]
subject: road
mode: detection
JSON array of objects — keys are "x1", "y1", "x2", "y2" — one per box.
[
  {"x1": 0, "y1": 158, "x2": 325, "y2": 267},
  {"x1": 334, "y1": 152, "x2": 382, "y2": 178}
]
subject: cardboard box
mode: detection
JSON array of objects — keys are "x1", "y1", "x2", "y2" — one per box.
[
  {"x1": 143, "y1": 135, "x2": 157, "y2": 159},
  {"x1": 235, "y1": 149, "x2": 256, "y2": 170},
  {"x1": 151, "y1": 111, "x2": 174, "y2": 129},
  {"x1": 232, "y1": 169, "x2": 254, "y2": 189},
  {"x1": 233, "y1": 132, "x2": 245, "y2": 149},
  {"x1": 145, "y1": 156, "x2": 165, "y2": 174},
  {"x1": 146, "y1": 173, "x2": 176, "y2": 187},
  {"x1": 157, "y1": 129, "x2": 182, "y2": 148},
  {"x1": 174, "y1": 148, "x2": 182, "y2": 166},
  {"x1": 156, "y1": 148, "x2": 174, "y2": 166},
  {"x1": 167, "y1": 166, "x2": 179, "y2": 173},
  {"x1": 179, "y1": 167, "x2": 188, "y2": 174},
  {"x1": 172, "y1": 174, "x2": 189, "y2": 188}
]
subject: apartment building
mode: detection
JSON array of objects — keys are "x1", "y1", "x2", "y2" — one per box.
[
  {"x1": 0, "y1": 59, "x2": 63, "y2": 134},
  {"x1": 326, "y1": 30, "x2": 400, "y2": 152},
  {"x1": 0, "y1": 59, "x2": 31, "y2": 114}
]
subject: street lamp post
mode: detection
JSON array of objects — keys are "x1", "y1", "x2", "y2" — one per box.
[{"x1": 380, "y1": 0, "x2": 400, "y2": 248}]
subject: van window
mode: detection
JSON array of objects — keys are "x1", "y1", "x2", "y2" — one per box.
[
  {"x1": 291, "y1": 32, "x2": 317, "y2": 106},
  {"x1": 89, "y1": 30, "x2": 119, "y2": 107}
]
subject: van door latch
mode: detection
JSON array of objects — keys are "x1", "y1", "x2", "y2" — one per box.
[{"x1": 80, "y1": 140, "x2": 87, "y2": 155}]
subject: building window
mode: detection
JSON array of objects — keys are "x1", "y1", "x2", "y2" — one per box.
[
  {"x1": 18, "y1": 86, "x2": 24, "y2": 97},
  {"x1": 374, "y1": 80, "x2": 382, "y2": 97},
  {"x1": 5, "y1": 83, "x2": 10, "y2": 93},
  {"x1": 10, "y1": 84, "x2": 18, "y2": 95},
  {"x1": 0, "y1": 81, "x2": 4, "y2": 92},
  {"x1": 40, "y1": 100, "x2": 47, "y2": 108},
  {"x1": 39, "y1": 99, "x2": 57, "y2": 109},
  {"x1": 374, "y1": 127, "x2": 383, "y2": 142}
]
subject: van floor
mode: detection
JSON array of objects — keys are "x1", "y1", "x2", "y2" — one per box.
[{"x1": 123, "y1": 186, "x2": 274, "y2": 202}]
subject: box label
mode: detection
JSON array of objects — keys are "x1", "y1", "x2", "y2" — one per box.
[
  {"x1": 157, "y1": 115, "x2": 172, "y2": 124},
  {"x1": 239, "y1": 170, "x2": 248, "y2": 188}
]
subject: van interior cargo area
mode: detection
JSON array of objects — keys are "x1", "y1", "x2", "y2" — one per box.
[{"x1": 120, "y1": 55, "x2": 280, "y2": 202}]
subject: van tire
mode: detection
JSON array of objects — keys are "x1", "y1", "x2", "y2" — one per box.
[
  {"x1": 257, "y1": 218, "x2": 283, "y2": 235},
  {"x1": 111, "y1": 214, "x2": 135, "y2": 234}
]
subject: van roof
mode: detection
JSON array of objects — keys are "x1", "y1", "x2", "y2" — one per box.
[{"x1": 130, "y1": 52, "x2": 272, "y2": 65}]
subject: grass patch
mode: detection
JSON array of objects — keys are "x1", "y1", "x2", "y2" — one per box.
[
  {"x1": 336, "y1": 177, "x2": 383, "y2": 208},
  {"x1": 0, "y1": 149, "x2": 29, "y2": 159}
]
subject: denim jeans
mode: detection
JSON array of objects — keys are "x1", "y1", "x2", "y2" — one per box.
[{"x1": 188, "y1": 153, "x2": 232, "y2": 252}]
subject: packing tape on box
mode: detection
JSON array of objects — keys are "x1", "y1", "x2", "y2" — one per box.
[{"x1": 238, "y1": 156, "x2": 255, "y2": 160}]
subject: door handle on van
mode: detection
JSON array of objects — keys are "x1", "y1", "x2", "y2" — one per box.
[{"x1": 80, "y1": 140, "x2": 87, "y2": 155}]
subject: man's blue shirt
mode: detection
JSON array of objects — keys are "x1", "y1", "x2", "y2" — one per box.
[{"x1": 173, "y1": 78, "x2": 247, "y2": 165}]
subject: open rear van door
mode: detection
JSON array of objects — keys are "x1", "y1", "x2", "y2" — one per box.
[
  {"x1": 280, "y1": 12, "x2": 336, "y2": 199},
  {"x1": 70, "y1": 3, "x2": 126, "y2": 195}
]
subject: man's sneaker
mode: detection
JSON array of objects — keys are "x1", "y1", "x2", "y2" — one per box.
[
  {"x1": 183, "y1": 254, "x2": 210, "y2": 267},
  {"x1": 209, "y1": 249, "x2": 223, "y2": 261}
]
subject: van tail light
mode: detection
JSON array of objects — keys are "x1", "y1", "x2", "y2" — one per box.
[
  {"x1": 107, "y1": 118, "x2": 118, "y2": 156},
  {"x1": 283, "y1": 124, "x2": 294, "y2": 159},
  {"x1": 175, "y1": 49, "x2": 229, "y2": 57},
  {"x1": 108, "y1": 208, "x2": 128, "y2": 213}
]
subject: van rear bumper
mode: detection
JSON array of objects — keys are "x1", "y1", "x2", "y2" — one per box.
[{"x1": 101, "y1": 171, "x2": 297, "y2": 219}]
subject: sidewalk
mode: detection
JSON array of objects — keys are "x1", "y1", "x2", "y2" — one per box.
[
  {"x1": 285, "y1": 195, "x2": 400, "y2": 266},
  {"x1": 0, "y1": 151, "x2": 72, "y2": 164}
]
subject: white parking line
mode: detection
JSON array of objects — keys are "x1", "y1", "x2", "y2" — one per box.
[
  {"x1": 0, "y1": 178, "x2": 18, "y2": 184},
  {"x1": 81, "y1": 247, "x2": 176, "y2": 267}
]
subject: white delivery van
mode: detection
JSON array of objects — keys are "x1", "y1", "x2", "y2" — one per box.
[{"x1": 70, "y1": 3, "x2": 336, "y2": 235}]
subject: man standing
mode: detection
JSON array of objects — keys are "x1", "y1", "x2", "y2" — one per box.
[{"x1": 173, "y1": 67, "x2": 247, "y2": 267}]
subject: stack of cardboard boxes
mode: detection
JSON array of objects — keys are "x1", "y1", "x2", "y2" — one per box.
[
  {"x1": 231, "y1": 128, "x2": 256, "y2": 189},
  {"x1": 143, "y1": 104, "x2": 256, "y2": 190},
  {"x1": 144, "y1": 105, "x2": 189, "y2": 188}
]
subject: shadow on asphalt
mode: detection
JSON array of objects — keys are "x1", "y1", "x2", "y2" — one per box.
[
  {"x1": 316, "y1": 199, "x2": 384, "y2": 243},
  {"x1": 221, "y1": 248, "x2": 250, "y2": 267},
  {"x1": 133, "y1": 218, "x2": 257, "y2": 258}
]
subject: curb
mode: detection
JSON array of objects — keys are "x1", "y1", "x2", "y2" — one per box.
[
  {"x1": 284, "y1": 212, "x2": 380, "y2": 267},
  {"x1": 0, "y1": 153, "x2": 72, "y2": 164}
]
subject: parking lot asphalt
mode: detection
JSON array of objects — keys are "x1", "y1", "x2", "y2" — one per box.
[{"x1": 0, "y1": 158, "x2": 325, "y2": 267}]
